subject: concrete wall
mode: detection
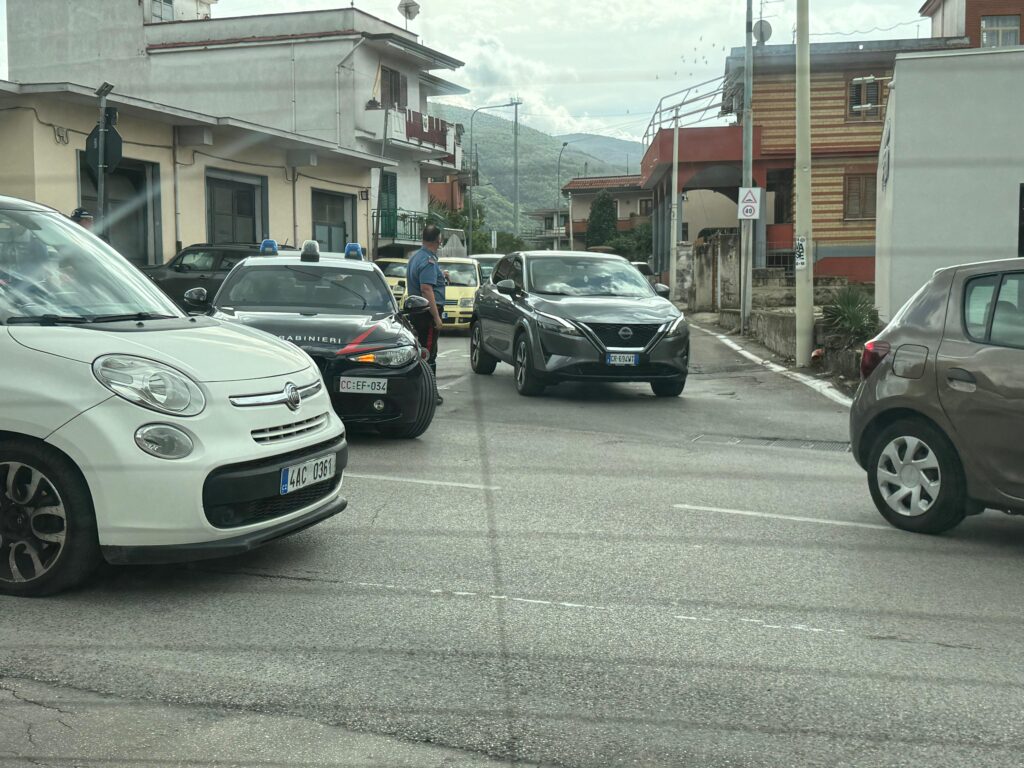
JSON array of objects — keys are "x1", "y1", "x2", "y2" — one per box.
[
  {"x1": 0, "y1": 108, "x2": 37, "y2": 201},
  {"x1": 718, "y1": 308, "x2": 826, "y2": 361},
  {"x1": 875, "y1": 47, "x2": 1024, "y2": 319}
]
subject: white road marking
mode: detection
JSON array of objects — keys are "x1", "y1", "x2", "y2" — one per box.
[
  {"x1": 437, "y1": 349, "x2": 461, "y2": 358},
  {"x1": 438, "y1": 373, "x2": 471, "y2": 391},
  {"x1": 346, "y1": 473, "x2": 501, "y2": 491},
  {"x1": 673, "y1": 503, "x2": 892, "y2": 531},
  {"x1": 690, "y1": 322, "x2": 853, "y2": 408}
]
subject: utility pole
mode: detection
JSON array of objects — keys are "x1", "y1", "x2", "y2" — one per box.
[
  {"x1": 568, "y1": 192, "x2": 574, "y2": 250},
  {"x1": 741, "y1": 0, "x2": 754, "y2": 332},
  {"x1": 556, "y1": 141, "x2": 569, "y2": 249},
  {"x1": 794, "y1": 0, "x2": 814, "y2": 366},
  {"x1": 94, "y1": 82, "x2": 114, "y2": 238},
  {"x1": 512, "y1": 96, "x2": 522, "y2": 237},
  {"x1": 669, "y1": 107, "x2": 680, "y2": 299}
]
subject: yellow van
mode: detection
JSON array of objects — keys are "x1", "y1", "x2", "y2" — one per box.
[
  {"x1": 375, "y1": 257, "x2": 409, "y2": 301},
  {"x1": 438, "y1": 257, "x2": 481, "y2": 331}
]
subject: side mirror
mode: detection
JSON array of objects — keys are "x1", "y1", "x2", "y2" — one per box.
[
  {"x1": 495, "y1": 279, "x2": 517, "y2": 297},
  {"x1": 654, "y1": 283, "x2": 671, "y2": 299},
  {"x1": 183, "y1": 287, "x2": 209, "y2": 307},
  {"x1": 402, "y1": 295, "x2": 430, "y2": 315}
]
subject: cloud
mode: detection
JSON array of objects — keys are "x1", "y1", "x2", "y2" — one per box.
[{"x1": 220, "y1": 0, "x2": 930, "y2": 140}]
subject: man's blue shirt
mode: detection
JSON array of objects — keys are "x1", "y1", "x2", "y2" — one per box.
[{"x1": 407, "y1": 246, "x2": 445, "y2": 305}]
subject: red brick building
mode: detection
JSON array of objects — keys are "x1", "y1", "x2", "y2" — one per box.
[{"x1": 922, "y1": 0, "x2": 1023, "y2": 46}]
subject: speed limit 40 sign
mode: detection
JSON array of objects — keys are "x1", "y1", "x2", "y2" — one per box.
[{"x1": 737, "y1": 187, "x2": 762, "y2": 220}]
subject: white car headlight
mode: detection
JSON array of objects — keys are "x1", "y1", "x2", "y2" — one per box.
[
  {"x1": 347, "y1": 345, "x2": 418, "y2": 367},
  {"x1": 459, "y1": 297, "x2": 474, "y2": 308},
  {"x1": 93, "y1": 355, "x2": 206, "y2": 416},
  {"x1": 536, "y1": 310, "x2": 582, "y2": 337},
  {"x1": 663, "y1": 313, "x2": 688, "y2": 337}
]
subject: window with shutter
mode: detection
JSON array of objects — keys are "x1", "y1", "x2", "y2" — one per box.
[
  {"x1": 844, "y1": 174, "x2": 877, "y2": 220},
  {"x1": 847, "y1": 76, "x2": 882, "y2": 121}
]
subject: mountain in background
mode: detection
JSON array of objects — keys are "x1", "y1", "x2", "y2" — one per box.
[
  {"x1": 430, "y1": 104, "x2": 630, "y2": 232},
  {"x1": 555, "y1": 133, "x2": 647, "y2": 176}
]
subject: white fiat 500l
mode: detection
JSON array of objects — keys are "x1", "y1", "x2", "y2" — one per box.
[{"x1": 0, "y1": 197, "x2": 348, "y2": 596}]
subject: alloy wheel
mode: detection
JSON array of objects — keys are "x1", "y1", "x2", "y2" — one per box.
[
  {"x1": 876, "y1": 436, "x2": 941, "y2": 517},
  {"x1": 471, "y1": 324, "x2": 481, "y2": 368},
  {"x1": 514, "y1": 340, "x2": 527, "y2": 389},
  {"x1": 0, "y1": 462, "x2": 68, "y2": 584}
]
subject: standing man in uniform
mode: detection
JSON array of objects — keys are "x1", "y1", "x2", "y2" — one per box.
[{"x1": 406, "y1": 224, "x2": 445, "y2": 406}]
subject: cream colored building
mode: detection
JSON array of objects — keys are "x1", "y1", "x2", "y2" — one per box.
[{"x1": 0, "y1": 81, "x2": 392, "y2": 266}]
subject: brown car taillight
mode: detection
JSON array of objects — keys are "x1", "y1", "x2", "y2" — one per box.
[{"x1": 860, "y1": 340, "x2": 891, "y2": 380}]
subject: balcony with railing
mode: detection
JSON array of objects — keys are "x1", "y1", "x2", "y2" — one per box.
[
  {"x1": 372, "y1": 208, "x2": 432, "y2": 243},
  {"x1": 358, "y1": 106, "x2": 462, "y2": 170}
]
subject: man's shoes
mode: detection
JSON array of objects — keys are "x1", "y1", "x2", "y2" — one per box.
[{"x1": 436, "y1": 393, "x2": 444, "y2": 406}]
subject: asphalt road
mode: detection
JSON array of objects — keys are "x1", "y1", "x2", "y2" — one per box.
[{"x1": 4, "y1": 324, "x2": 1024, "y2": 768}]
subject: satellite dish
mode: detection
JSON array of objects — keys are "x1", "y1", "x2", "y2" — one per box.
[
  {"x1": 753, "y1": 19, "x2": 773, "y2": 44},
  {"x1": 398, "y1": 0, "x2": 420, "y2": 21}
]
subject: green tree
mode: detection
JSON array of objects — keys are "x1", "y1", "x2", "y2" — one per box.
[
  {"x1": 495, "y1": 232, "x2": 527, "y2": 253},
  {"x1": 603, "y1": 221, "x2": 653, "y2": 261},
  {"x1": 586, "y1": 190, "x2": 617, "y2": 248}
]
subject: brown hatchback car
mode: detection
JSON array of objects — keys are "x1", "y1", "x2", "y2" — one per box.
[{"x1": 850, "y1": 258, "x2": 1024, "y2": 534}]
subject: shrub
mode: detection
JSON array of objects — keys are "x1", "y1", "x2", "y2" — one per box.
[{"x1": 823, "y1": 286, "x2": 880, "y2": 349}]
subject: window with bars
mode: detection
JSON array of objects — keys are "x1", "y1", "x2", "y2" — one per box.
[
  {"x1": 844, "y1": 174, "x2": 877, "y2": 221},
  {"x1": 380, "y1": 67, "x2": 408, "y2": 110},
  {"x1": 848, "y1": 77, "x2": 881, "y2": 121},
  {"x1": 981, "y1": 15, "x2": 1020, "y2": 48}
]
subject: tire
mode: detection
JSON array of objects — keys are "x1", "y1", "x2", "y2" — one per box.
[
  {"x1": 866, "y1": 419, "x2": 967, "y2": 534},
  {"x1": 470, "y1": 320, "x2": 498, "y2": 375},
  {"x1": 0, "y1": 439, "x2": 101, "y2": 597},
  {"x1": 512, "y1": 332, "x2": 545, "y2": 397},
  {"x1": 651, "y1": 377, "x2": 686, "y2": 398},
  {"x1": 378, "y1": 360, "x2": 437, "y2": 439}
]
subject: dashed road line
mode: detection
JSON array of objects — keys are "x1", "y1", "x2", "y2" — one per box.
[
  {"x1": 345, "y1": 473, "x2": 500, "y2": 491},
  {"x1": 674, "y1": 503, "x2": 892, "y2": 531}
]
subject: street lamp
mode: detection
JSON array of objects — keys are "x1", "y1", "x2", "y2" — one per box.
[
  {"x1": 555, "y1": 139, "x2": 581, "y2": 249},
  {"x1": 466, "y1": 100, "x2": 517, "y2": 253}
]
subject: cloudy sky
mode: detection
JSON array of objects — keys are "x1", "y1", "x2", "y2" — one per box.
[{"x1": 0, "y1": 0, "x2": 931, "y2": 139}]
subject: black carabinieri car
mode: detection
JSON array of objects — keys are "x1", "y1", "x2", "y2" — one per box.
[{"x1": 185, "y1": 245, "x2": 436, "y2": 438}]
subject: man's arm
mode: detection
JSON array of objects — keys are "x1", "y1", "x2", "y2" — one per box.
[{"x1": 420, "y1": 283, "x2": 443, "y2": 329}]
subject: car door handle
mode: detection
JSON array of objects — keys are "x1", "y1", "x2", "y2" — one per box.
[{"x1": 947, "y1": 368, "x2": 976, "y2": 384}]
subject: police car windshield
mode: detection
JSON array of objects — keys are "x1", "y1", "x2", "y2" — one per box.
[
  {"x1": 217, "y1": 263, "x2": 394, "y2": 314},
  {"x1": 0, "y1": 210, "x2": 182, "y2": 323}
]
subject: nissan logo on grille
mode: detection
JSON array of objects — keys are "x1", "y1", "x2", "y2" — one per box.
[
  {"x1": 283, "y1": 382, "x2": 301, "y2": 411},
  {"x1": 618, "y1": 326, "x2": 634, "y2": 341}
]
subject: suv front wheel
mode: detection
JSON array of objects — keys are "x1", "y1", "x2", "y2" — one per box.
[{"x1": 867, "y1": 419, "x2": 967, "y2": 534}]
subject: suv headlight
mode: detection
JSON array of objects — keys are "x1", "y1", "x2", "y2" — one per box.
[
  {"x1": 93, "y1": 355, "x2": 206, "y2": 416},
  {"x1": 662, "y1": 314, "x2": 687, "y2": 337},
  {"x1": 347, "y1": 345, "x2": 418, "y2": 367},
  {"x1": 459, "y1": 297, "x2": 474, "y2": 308},
  {"x1": 536, "y1": 310, "x2": 582, "y2": 337}
]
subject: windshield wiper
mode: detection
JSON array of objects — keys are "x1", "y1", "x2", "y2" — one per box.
[
  {"x1": 6, "y1": 314, "x2": 90, "y2": 325},
  {"x1": 90, "y1": 312, "x2": 177, "y2": 323}
]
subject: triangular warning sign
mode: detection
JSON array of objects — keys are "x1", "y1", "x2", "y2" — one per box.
[{"x1": 741, "y1": 189, "x2": 758, "y2": 204}]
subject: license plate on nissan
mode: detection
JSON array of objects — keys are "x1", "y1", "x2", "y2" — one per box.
[
  {"x1": 606, "y1": 353, "x2": 640, "y2": 366},
  {"x1": 280, "y1": 454, "x2": 337, "y2": 495}
]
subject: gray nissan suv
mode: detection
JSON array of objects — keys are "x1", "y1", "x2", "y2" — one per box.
[
  {"x1": 470, "y1": 251, "x2": 689, "y2": 397},
  {"x1": 850, "y1": 258, "x2": 1024, "y2": 533}
]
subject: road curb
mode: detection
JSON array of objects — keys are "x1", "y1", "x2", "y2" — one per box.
[{"x1": 689, "y1": 321, "x2": 853, "y2": 409}]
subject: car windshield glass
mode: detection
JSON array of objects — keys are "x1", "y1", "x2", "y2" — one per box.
[
  {"x1": 0, "y1": 210, "x2": 183, "y2": 323},
  {"x1": 379, "y1": 261, "x2": 407, "y2": 278},
  {"x1": 217, "y1": 264, "x2": 393, "y2": 313},
  {"x1": 442, "y1": 262, "x2": 478, "y2": 287},
  {"x1": 528, "y1": 257, "x2": 654, "y2": 298}
]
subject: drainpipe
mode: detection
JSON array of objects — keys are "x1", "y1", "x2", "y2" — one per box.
[
  {"x1": 336, "y1": 38, "x2": 367, "y2": 146},
  {"x1": 291, "y1": 167, "x2": 299, "y2": 247},
  {"x1": 291, "y1": 44, "x2": 297, "y2": 133}
]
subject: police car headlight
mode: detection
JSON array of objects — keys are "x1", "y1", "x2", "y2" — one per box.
[
  {"x1": 347, "y1": 345, "x2": 418, "y2": 367},
  {"x1": 93, "y1": 355, "x2": 206, "y2": 416},
  {"x1": 662, "y1": 314, "x2": 688, "y2": 337},
  {"x1": 536, "y1": 311, "x2": 582, "y2": 337},
  {"x1": 459, "y1": 297, "x2": 474, "y2": 308}
]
